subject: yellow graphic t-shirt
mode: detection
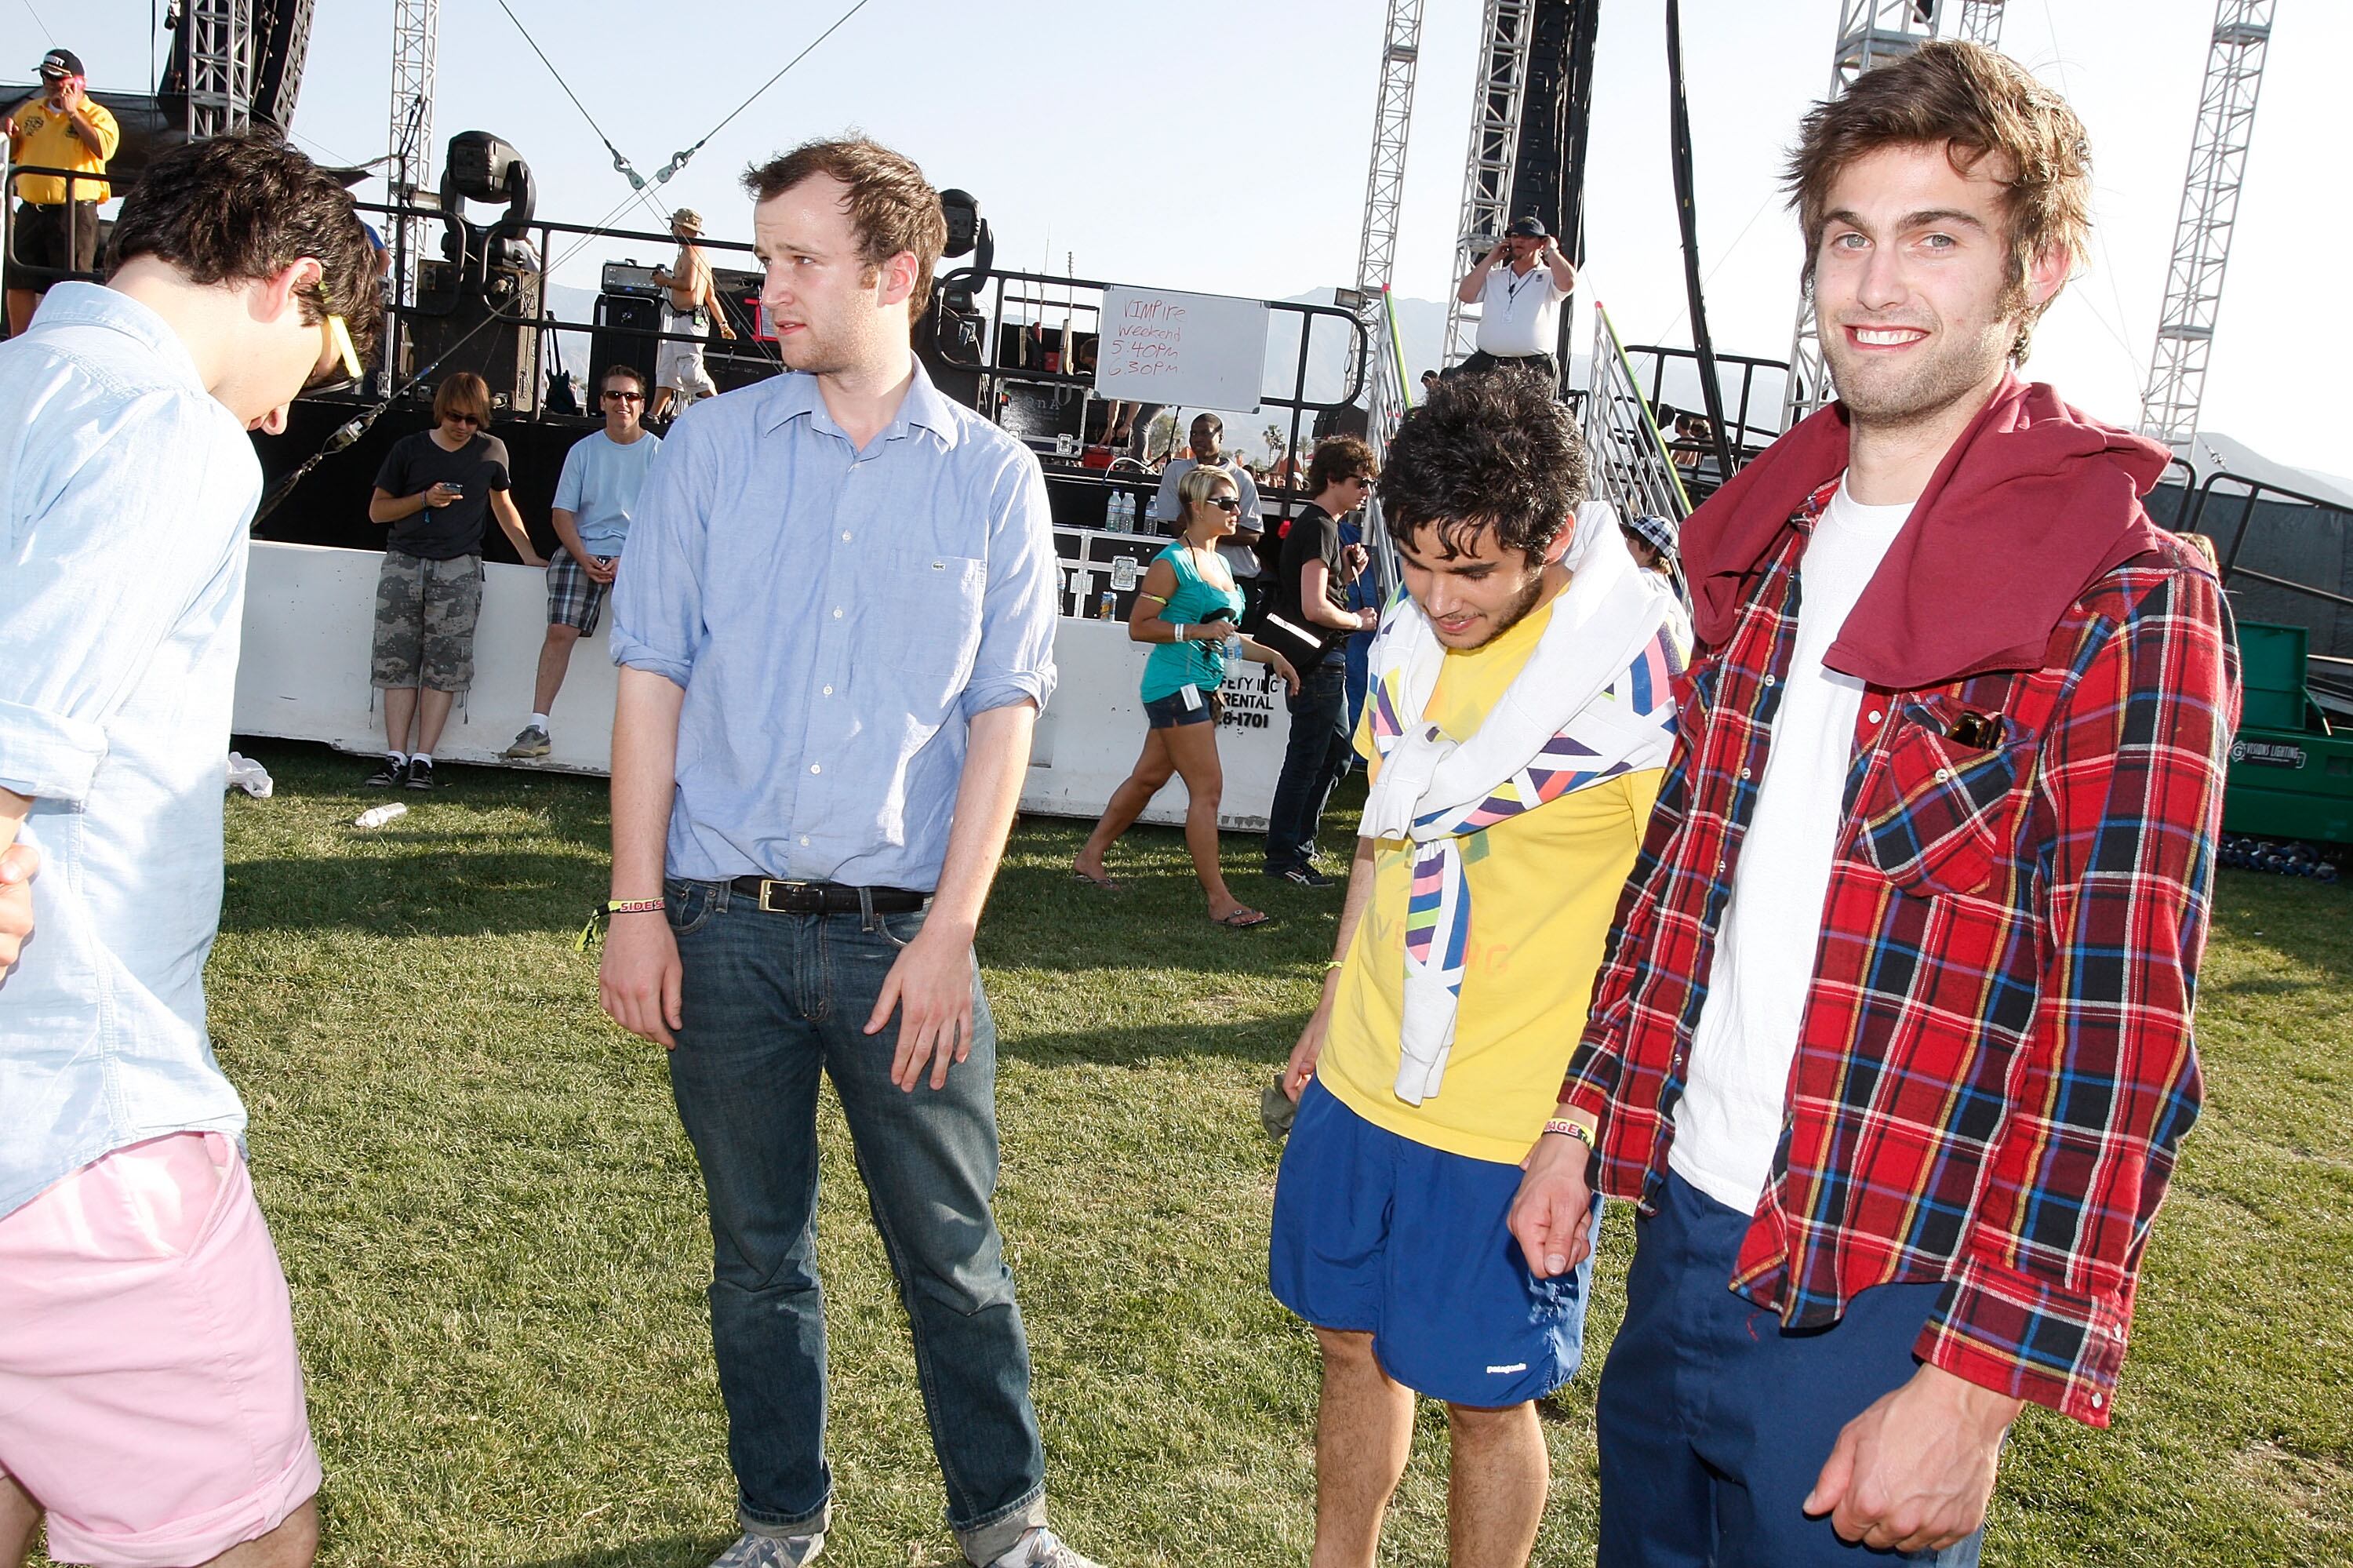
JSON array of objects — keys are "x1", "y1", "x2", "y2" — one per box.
[
  {"x1": 1318, "y1": 595, "x2": 1661, "y2": 1166},
  {"x1": 7, "y1": 95, "x2": 118, "y2": 206}
]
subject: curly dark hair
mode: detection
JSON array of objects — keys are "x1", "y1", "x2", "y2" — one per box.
[
  {"x1": 107, "y1": 129, "x2": 382, "y2": 370},
  {"x1": 1307, "y1": 434, "x2": 1377, "y2": 493},
  {"x1": 1378, "y1": 372, "x2": 1587, "y2": 563}
]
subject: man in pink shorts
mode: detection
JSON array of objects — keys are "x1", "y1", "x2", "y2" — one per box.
[{"x1": 0, "y1": 132, "x2": 378, "y2": 1568}]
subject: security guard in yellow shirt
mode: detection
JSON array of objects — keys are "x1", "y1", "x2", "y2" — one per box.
[{"x1": 5, "y1": 48, "x2": 119, "y2": 334}]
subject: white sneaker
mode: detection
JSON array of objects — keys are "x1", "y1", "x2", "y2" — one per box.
[
  {"x1": 708, "y1": 1530, "x2": 824, "y2": 1567},
  {"x1": 984, "y1": 1529, "x2": 1103, "y2": 1568}
]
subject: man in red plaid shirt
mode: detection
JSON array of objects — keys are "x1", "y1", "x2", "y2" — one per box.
[{"x1": 1507, "y1": 42, "x2": 2238, "y2": 1566}]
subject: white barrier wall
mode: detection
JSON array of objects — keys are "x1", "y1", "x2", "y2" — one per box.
[{"x1": 233, "y1": 541, "x2": 1292, "y2": 831}]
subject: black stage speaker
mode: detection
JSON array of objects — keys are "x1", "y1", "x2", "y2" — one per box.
[
  {"x1": 412, "y1": 258, "x2": 543, "y2": 412},
  {"x1": 703, "y1": 265, "x2": 783, "y2": 394},
  {"x1": 589, "y1": 292, "x2": 663, "y2": 397}
]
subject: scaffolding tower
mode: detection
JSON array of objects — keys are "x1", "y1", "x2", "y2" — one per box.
[
  {"x1": 1440, "y1": 0, "x2": 1537, "y2": 369},
  {"x1": 386, "y1": 0, "x2": 441, "y2": 374},
  {"x1": 1939, "y1": 0, "x2": 2008, "y2": 47},
  {"x1": 2138, "y1": 0, "x2": 2276, "y2": 447},
  {"x1": 184, "y1": 0, "x2": 257, "y2": 139},
  {"x1": 1777, "y1": 2, "x2": 1939, "y2": 431},
  {"x1": 1352, "y1": 0, "x2": 1426, "y2": 451}
]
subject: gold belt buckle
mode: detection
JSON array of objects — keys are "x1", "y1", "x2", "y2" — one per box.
[{"x1": 757, "y1": 879, "x2": 815, "y2": 913}]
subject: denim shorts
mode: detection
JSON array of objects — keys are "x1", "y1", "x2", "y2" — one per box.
[{"x1": 1143, "y1": 687, "x2": 1218, "y2": 729}]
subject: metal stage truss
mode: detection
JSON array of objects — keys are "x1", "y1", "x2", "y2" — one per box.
[
  {"x1": 185, "y1": 0, "x2": 256, "y2": 139},
  {"x1": 387, "y1": 0, "x2": 441, "y2": 373},
  {"x1": 1441, "y1": 0, "x2": 1536, "y2": 369},
  {"x1": 1351, "y1": 0, "x2": 1425, "y2": 455},
  {"x1": 1940, "y1": 0, "x2": 2008, "y2": 46},
  {"x1": 1778, "y1": 0, "x2": 1940, "y2": 431},
  {"x1": 2139, "y1": 0, "x2": 2276, "y2": 447}
]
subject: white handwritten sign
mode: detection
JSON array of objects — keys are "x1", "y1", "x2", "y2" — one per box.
[{"x1": 1094, "y1": 285, "x2": 1270, "y2": 413}]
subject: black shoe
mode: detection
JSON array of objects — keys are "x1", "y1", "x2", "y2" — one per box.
[
  {"x1": 365, "y1": 755, "x2": 407, "y2": 788},
  {"x1": 404, "y1": 758, "x2": 435, "y2": 791},
  {"x1": 1265, "y1": 864, "x2": 1337, "y2": 889}
]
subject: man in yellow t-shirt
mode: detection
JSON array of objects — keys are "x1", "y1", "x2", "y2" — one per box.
[
  {"x1": 1271, "y1": 372, "x2": 1682, "y2": 1568},
  {"x1": 5, "y1": 48, "x2": 119, "y2": 336}
]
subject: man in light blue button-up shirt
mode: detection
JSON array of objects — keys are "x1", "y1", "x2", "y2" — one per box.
[
  {"x1": 601, "y1": 138, "x2": 1097, "y2": 1568},
  {"x1": 0, "y1": 132, "x2": 378, "y2": 1568}
]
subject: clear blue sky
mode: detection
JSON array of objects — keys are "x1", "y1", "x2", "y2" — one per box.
[{"x1": 10, "y1": 0, "x2": 2344, "y2": 478}]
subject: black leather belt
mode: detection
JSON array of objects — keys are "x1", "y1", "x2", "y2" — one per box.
[{"x1": 727, "y1": 877, "x2": 928, "y2": 915}]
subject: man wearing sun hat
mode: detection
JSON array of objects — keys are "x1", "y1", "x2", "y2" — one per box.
[
  {"x1": 649, "y1": 204, "x2": 737, "y2": 422},
  {"x1": 1451, "y1": 214, "x2": 1576, "y2": 387},
  {"x1": 4, "y1": 47, "x2": 120, "y2": 335}
]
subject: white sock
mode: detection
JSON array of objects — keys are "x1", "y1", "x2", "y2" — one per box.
[
  {"x1": 529, "y1": 712, "x2": 549, "y2": 730},
  {"x1": 385, "y1": 751, "x2": 406, "y2": 766},
  {"x1": 411, "y1": 752, "x2": 432, "y2": 766}
]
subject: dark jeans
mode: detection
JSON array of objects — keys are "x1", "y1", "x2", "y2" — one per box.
[
  {"x1": 663, "y1": 880, "x2": 1047, "y2": 1561},
  {"x1": 1595, "y1": 1171, "x2": 1982, "y2": 1567},
  {"x1": 1264, "y1": 654, "x2": 1353, "y2": 873}
]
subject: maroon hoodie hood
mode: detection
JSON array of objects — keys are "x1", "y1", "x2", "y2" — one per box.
[{"x1": 1680, "y1": 375, "x2": 2173, "y2": 691}]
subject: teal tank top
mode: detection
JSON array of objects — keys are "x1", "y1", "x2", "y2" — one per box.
[{"x1": 1140, "y1": 540, "x2": 1244, "y2": 704}]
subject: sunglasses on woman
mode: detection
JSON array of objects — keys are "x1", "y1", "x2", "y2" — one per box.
[{"x1": 1206, "y1": 496, "x2": 1242, "y2": 512}]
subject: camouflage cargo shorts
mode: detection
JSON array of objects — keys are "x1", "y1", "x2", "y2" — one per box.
[{"x1": 372, "y1": 549, "x2": 484, "y2": 693}]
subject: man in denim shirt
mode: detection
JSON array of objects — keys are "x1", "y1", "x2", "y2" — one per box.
[
  {"x1": 0, "y1": 133, "x2": 375, "y2": 1568},
  {"x1": 602, "y1": 138, "x2": 1096, "y2": 1568}
]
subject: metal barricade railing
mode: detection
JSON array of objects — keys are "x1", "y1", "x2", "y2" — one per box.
[
  {"x1": 1584, "y1": 304, "x2": 1692, "y2": 525},
  {"x1": 929, "y1": 264, "x2": 1367, "y2": 530},
  {"x1": 1621, "y1": 340, "x2": 1791, "y2": 494},
  {"x1": 2189, "y1": 469, "x2": 2353, "y2": 615},
  {"x1": 349, "y1": 197, "x2": 779, "y2": 424},
  {"x1": 0, "y1": 162, "x2": 116, "y2": 308}
]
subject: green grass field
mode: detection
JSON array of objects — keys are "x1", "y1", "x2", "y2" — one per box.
[{"x1": 42, "y1": 739, "x2": 2352, "y2": 1566}]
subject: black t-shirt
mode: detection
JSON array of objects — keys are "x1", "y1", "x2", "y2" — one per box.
[
  {"x1": 373, "y1": 430, "x2": 513, "y2": 560},
  {"x1": 1268, "y1": 503, "x2": 1351, "y2": 668}
]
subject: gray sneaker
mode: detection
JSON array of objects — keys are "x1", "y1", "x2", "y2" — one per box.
[
  {"x1": 983, "y1": 1530, "x2": 1104, "y2": 1568},
  {"x1": 502, "y1": 724, "x2": 551, "y2": 759},
  {"x1": 708, "y1": 1533, "x2": 824, "y2": 1568}
]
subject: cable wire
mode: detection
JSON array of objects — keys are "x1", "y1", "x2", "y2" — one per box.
[{"x1": 653, "y1": 0, "x2": 878, "y2": 187}]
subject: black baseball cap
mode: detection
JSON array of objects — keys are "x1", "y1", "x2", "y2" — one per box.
[
  {"x1": 1507, "y1": 216, "x2": 1548, "y2": 238},
  {"x1": 38, "y1": 48, "x2": 82, "y2": 78}
]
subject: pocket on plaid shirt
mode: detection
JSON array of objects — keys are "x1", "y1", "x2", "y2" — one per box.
[{"x1": 1856, "y1": 704, "x2": 2034, "y2": 898}]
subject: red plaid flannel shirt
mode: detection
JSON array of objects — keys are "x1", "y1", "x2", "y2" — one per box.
[{"x1": 1562, "y1": 486, "x2": 2239, "y2": 1426}]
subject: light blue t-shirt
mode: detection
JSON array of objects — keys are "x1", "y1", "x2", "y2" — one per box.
[
  {"x1": 0, "y1": 285, "x2": 261, "y2": 1219},
  {"x1": 553, "y1": 427, "x2": 661, "y2": 557}
]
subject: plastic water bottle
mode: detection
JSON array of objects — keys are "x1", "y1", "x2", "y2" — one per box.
[{"x1": 354, "y1": 802, "x2": 409, "y2": 829}]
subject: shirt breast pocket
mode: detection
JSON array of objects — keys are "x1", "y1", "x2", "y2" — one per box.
[
  {"x1": 1853, "y1": 703, "x2": 2035, "y2": 900},
  {"x1": 883, "y1": 551, "x2": 987, "y2": 681}
]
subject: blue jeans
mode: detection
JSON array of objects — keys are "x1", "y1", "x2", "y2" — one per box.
[
  {"x1": 663, "y1": 879, "x2": 1047, "y2": 1562},
  {"x1": 1596, "y1": 1171, "x2": 1983, "y2": 1567},
  {"x1": 1264, "y1": 655, "x2": 1353, "y2": 872}
]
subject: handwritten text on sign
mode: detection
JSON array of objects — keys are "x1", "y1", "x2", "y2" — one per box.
[{"x1": 1093, "y1": 286, "x2": 1269, "y2": 412}]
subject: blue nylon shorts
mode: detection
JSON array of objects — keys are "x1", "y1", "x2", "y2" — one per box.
[{"x1": 1269, "y1": 1076, "x2": 1595, "y2": 1407}]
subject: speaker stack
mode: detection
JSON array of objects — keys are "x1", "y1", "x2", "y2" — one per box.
[{"x1": 410, "y1": 259, "x2": 544, "y2": 412}]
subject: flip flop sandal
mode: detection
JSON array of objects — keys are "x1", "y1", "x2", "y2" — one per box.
[
  {"x1": 1071, "y1": 870, "x2": 1125, "y2": 892},
  {"x1": 1212, "y1": 908, "x2": 1273, "y2": 929}
]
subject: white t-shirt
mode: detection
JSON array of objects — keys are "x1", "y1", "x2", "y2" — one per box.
[
  {"x1": 1475, "y1": 263, "x2": 1569, "y2": 358},
  {"x1": 1668, "y1": 477, "x2": 1913, "y2": 1215}
]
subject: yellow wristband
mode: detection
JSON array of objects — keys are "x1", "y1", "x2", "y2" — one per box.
[{"x1": 1542, "y1": 1117, "x2": 1595, "y2": 1150}]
